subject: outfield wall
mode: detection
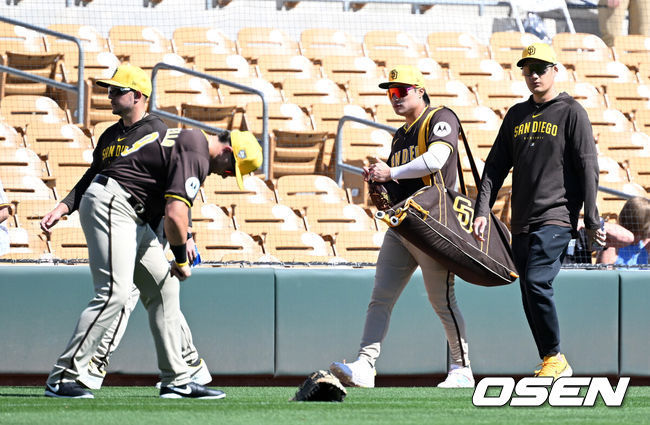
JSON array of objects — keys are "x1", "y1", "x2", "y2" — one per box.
[{"x1": 0, "y1": 267, "x2": 648, "y2": 377}]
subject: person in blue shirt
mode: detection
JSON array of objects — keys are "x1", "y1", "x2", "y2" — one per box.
[{"x1": 615, "y1": 197, "x2": 650, "y2": 266}]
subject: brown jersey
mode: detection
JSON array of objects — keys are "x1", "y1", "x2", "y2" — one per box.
[
  {"x1": 101, "y1": 128, "x2": 210, "y2": 225},
  {"x1": 61, "y1": 114, "x2": 168, "y2": 213},
  {"x1": 384, "y1": 106, "x2": 460, "y2": 204}
]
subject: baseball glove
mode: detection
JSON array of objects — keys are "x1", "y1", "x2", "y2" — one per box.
[
  {"x1": 291, "y1": 370, "x2": 347, "y2": 402},
  {"x1": 368, "y1": 181, "x2": 393, "y2": 211}
]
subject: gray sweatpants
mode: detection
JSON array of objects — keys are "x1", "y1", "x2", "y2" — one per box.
[
  {"x1": 358, "y1": 229, "x2": 471, "y2": 368},
  {"x1": 91, "y1": 220, "x2": 200, "y2": 372},
  {"x1": 47, "y1": 177, "x2": 190, "y2": 386}
]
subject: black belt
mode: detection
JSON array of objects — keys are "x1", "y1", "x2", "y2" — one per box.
[{"x1": 93, "y1": 174, "x2": 146, "y2": 216}]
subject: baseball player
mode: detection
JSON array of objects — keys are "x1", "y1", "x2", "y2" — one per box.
[
  {"x1": 40, "y1": 64, "x2": 209, "y2": 391},
  {"x1": 472, "y1": 43, "x2": 605, "y2": 378},
  {"x1": 44, "y1": 127, "x2": 263, "y2": 398},
  {"x1": 330, "y1": 65, "x2": 474, "y2": 388}
]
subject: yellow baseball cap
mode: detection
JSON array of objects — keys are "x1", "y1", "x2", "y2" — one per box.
[
  {"x1": 230, "y1": 130, "x2": 263, "y2": 190},
  {"x1": 517, "y1": 43, "x2": 558, "y2": 67},
  {"x1": 379, "y1": 65, "x2": 425, "y2": 89},
  {"x1": 96, "y1": 63, "x2": 152, "y2": 97}
]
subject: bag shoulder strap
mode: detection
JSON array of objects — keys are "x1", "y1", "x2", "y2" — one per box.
[{"x1": 417, "y1": 106, "x2": 443, "y2": 186}]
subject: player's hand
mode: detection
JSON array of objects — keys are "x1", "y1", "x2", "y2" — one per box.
[
  {"x1": 586, "y1": 227, "x2": 606, "y2": 250},
  {"x1": 368, "y1": 157, "x2": 391, "y2": 182},
  {"x1": 171, "y1": 261, "x2": 192, "y2": 281},
  {"x1": 473, "y1": 216, "x2": 488, "y2": 242},
  {"x1": 40, "y1": 203, "x2": 69, "y2": 233},
  {"x1": 186, "y1": 236, "x2": 197, "y2": 264}
]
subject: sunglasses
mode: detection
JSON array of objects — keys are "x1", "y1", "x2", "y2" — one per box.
[
  {"x1": 387, "y1": 86, "x2": 416, "y2": 99},
  {"x1": 522, "y1": 63, "x2": 554, "y2": 78},
  {"x1": 108, "y1": 86, "x2": 134, "y2": 96}
]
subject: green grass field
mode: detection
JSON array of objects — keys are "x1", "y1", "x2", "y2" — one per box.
[{"x1": 1, "y1": 386, "x2": 649, "y2": 425}]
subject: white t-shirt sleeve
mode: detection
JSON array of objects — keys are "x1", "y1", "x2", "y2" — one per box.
[{"x1": 389, "y1": 143, "x2": 451, "y2": 180}]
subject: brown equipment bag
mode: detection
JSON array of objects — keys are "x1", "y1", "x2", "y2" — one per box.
[{"x1": 371, "y1": 108, "x2": 518, "y2": 287}]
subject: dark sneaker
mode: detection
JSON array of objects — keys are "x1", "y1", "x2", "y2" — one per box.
[
  {"x1": 44, "y1": 382, "x2": 94, "y2": 398},
  {"x1": 160, "y1": 382, "x2": 225, "y2": 399}
]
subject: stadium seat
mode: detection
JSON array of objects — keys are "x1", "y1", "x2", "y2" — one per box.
[
  {"x1": 606, "y1": 82, "x2": 650, "y2": 115},
  {"x1": 2, "y1": 78, "x2": 84, "y2": 133},
  {"x1": 338, "y1": 126, "x2": 393, "y2": 163},
  {"x1": 447, "y1": 58, "x2": 507, "y2": 88},
  {"x1": 282, "y1": 76, "x2": 349, "y2": 107},
  {"x1": 243, "y1": 102, "x2": 312, "y2": 135},
  {"x1": 363, "y1": 30, "x2": 427, "y2": 66},
  {"x1": 465, "y1": 129, "x2": 498, "y2": 162},
  {"x1": 426, "y1": 31, "x2": 490, "y2": 68},
  {"x1": 122, "y1": 51, "x2": 186, "y2": 73},
  {"x1": 489, "y1": 31, "x2": 542, "y2": 69},
  {"x1": 334, "y1": 230, "x2": 385, "y2": 263},
  {"x1": 264, "y1": 230, "x2": 334, "y2": 262},
  {"x1": 194, "y1": 53, "x2": 256, "y2": 80},
  {"x1": 23, "y1": 122, "x2": 93, "y2": 158},
  {"x1": 305, "y1": 203, "x2": 375, "y2": 236},
  {"x1": 193, "y1": 228, "x2": 263, "y2": 262},
  {"x1": 0, "y1": 21, "x2": 46, "y2": 54},
  {"x1": 46, "y1": 24, "x2": 110, "y2": 53},
  {"x1": 633, "y1": 109, "x2": 650, "y2": 135},
  {"x1": 586, "y1": 107, "x2": 634, "y2": 138},
  {"x1": 2, "y1": 227, "x2": 50, "y2": 261},
  {"x1": 452, "y1": 105, "x2": 501, "y2": 132},
  {"x1": 202, "y1": 175, "x2": 276, "y2": 210},
  {"x1": 270, "y1": 130, "x2": 329, "y2": 178},
  {"x1": 320, "y1": 55, "x2": 381, "y2": 86},
  {"x1": 181, "y1": 104, "x2": 237, "y2": 131},
  {"x1": 234, "y1": 203, "x2": 305, "y2": 236},
  {"x1": 237, "y1": 27, "x2": 300, "y2": 62},
  {"x1": 612, "y1": 35, "x2": 650, "y2": 70},
  {"x1": 552, "y1": 33, "x2": 613, "y2": 68},
  {"x1": 622, "y1": 156, "x2": 650, "y2": 192},
  {"x1": 190, "y1": 203, "x2": 235, "y2": 231},
  {"x1": 475, "y1": 80, "x2": 529, "y2": 113},
  {"x1": 172, "y1": 26, "x2": 238, "y2": 60},
  {"x1": 47, "y1": 146, "x2": 93, "y2": 195},
  {"x1": 573, "y1": 60, "x2": 635, "y2": 91},
  {"x1": 13, "y1": 198, "x2": 57, "y2": 231},
  {"x1": 555, "y1": 81, "x2": 606, "y2": 109},
  {"x1": 0, "y1": 122, "x2": 24, "y2": 148},
  {"x1": 310, "y1": 103, "x2": 373, "y2": 136},
  {"x1": 218, "y1": 76, "x2": 283, "y2": 107},
  {"x1": 48, "y1": 227, "x2": 88, "y2": 260},
  {"x1": 108, "y1": 25, "x2": 173, "y2": 59},
  {"x1": 597, "y1": 131, "x2": 650, "y2": 162},
  {"x1": 0, "y1": 146, "x2": 49, "y2": 179},
  {"x1": 598, "y1": 154, "x2": 626, "y2": 183},
  {"x1": 300, "y1": 29, "x2": 364, "y2": 62},
  {"x1": 257, "y1": 54, "x2": 321, "y2": 85},
  {"x1": 346, "y1": 76, "x2": 392, "y2": 109},
  {"x1": 275, "y1": 174, "x2": 349, "y2": 210},
  {"x1": 0, "y1": 174, "x2": 53, "y2": 202},
  {"x1": 154, "y1": 73, "x2": 221, "y2": 114},
  {"x1": 0, "y1": 51, "x2": 62, "y2": 99},
  {"x1": 423, "y1": 79, "x2": 478, "y2": 107}
]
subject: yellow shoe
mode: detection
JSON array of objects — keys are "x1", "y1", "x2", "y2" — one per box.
[{"x1": 534, "y1": 354, "x2": 573, "y2": 379}]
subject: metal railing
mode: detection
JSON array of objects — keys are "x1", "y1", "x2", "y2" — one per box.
[
  {"x1": 334, "y1": 115, "x2": 396, "y2": 185},
  {"x1": 149, "y1": 62, "x2": 270, "y2": 177},
  {"x1": 0, "y1": 16, "x2": 86, "y2": 125},
  {"x1": 273, "y1": 0, "x2": 503, "y2": 14}
]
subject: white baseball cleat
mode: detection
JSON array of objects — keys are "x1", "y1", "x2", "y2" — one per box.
[
  {"x1": 329, "y1": 359, "x2": 376, "y2": 388},
  {"x1": 437, "y1": 365, "x2": 475, "y2": 388}
]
